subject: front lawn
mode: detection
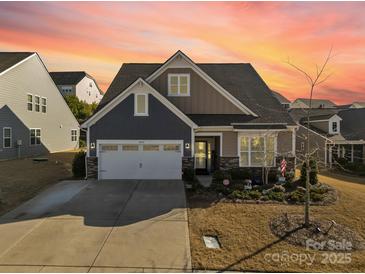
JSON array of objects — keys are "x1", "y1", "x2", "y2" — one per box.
[
  {"x1": 0, "y1": 151, "x2": 77, "y2": 216},
  {"x1": 187, "y1": 172, "x2": 365, "y2": 272}
]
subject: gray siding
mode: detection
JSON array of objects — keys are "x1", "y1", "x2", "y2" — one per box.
[
  {"x1": 0, "y1": 55, "x2": 79, "y2": 160},
  {"x1": 56, "y1": 85, "x2": 76, "y2": 97},
  {"x1": 277, "y1": 131, "x2": 293, "y2": 155},
  {"x1": 150, "y1": 68, "x2": 243, "y2": 114},
  {"x1": 89, "y1": 94, "x2": 192, "y2": 157}
]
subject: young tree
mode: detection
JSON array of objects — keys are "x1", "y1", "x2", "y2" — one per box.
[{"x1": 287, "y1": 48, "x2": 334, "y2": 227}]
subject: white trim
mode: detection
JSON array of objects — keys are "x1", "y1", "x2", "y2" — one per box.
[
  {"x1": 167, "y1": 73, "x2": 190, "y2": 97},
  {"x1": 3, "y1": 127, "x2": 12, "y2": 148},
  {"x1": 27, "y1": 93, "x2": 33, "y2": 111},
  {"x1": 29, "y1": 128, "x2": 41, "y2": 146},
  {"x1": 0, "y1": 53, "x2": 37, "y2": 77},
  {"x1": 71, "y1": 129, "x2": 78, "y2": 142},
  {"x1": 234, "y1": 129, "x2": 288, "y2": 132},
  {"x1": 196, "y1": 126, "x2": 233, "y2": 132},
  {"x1": 195, "y1": 132, "x2": 223, "y2": 157},
  {"x1": 191, "y1": 128, "x2": 195, "y2": 157},
  {"x1": 41, "y1": 96, "x2": 47, "y2": 114},
  {"x1": 331, "y1": 140, "x2": 365, "y2": 145},
  {"x1": 34, "y1": 95, "x2": 41, "y2": 112},
  {"x1": 298, "y1": 124, "x2": 333, "y2": 142},
  {"x1": 86, "y1": 127, "x2": 90, "y2": 157},
  {"x1": 81, "y1": 78, "x2": 197, "y2": 129},
  {"x1": 145, "y1": 51, "x2": 258, "y2": 117},
  {"x1": 231, "y1": 122, "x2": 287, "y2": 125},
  {"x1": 134, "y1": 93, "x2": 149, "y2": 116}
]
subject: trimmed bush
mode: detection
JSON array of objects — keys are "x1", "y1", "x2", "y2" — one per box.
[
  {"x1": 248, "y1": 190, "x2": 261, "y2": 200},
  {"x1": 268, "y1": 191, "x2": 285, "y2": 202},
  {"x1": 72, "y1": 151, "x2": 86, "y2": 178},
  {"x1": 229, "y1": 190, "x2": 243, "y2": 199},
  {"x1": 271, "y1": 184, "x2": 286, "y2": 193},
  {"x1": 311, "y1": 193, "x2": 324, "y2": 202},
  {"x1": 287, "y1": 190, "x2": 305, "y2": 203},
  {"x1": 300, "y1": 160, "x2": 318, "y2": 185}
]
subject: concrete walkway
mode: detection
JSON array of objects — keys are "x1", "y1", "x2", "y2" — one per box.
[{"x1": 0, "y1": 180, "x2": 191, "y2": 272}]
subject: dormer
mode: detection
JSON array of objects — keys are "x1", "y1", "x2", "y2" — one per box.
[{"x1": 328, "y1": 115, "x2": 342, "y2": 135}]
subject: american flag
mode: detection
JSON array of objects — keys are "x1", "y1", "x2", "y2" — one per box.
[{"x1": 280, "y1": 158, "x2": 287, "y2": 177}]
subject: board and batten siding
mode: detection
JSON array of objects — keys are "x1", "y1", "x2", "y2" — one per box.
[
  {"x1": 150, "y1": 68, "x2": 243, "y2": 114},
  {"x1": 89, "y1": 94, "x2": 192, "y2": 157},
  {"x1": 0, "y1": 54, "x2": 79, "y2": 159}
]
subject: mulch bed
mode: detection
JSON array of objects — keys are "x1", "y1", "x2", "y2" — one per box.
[{"x1": 270, "y1": 214, "x2": 365, "y2": 251}]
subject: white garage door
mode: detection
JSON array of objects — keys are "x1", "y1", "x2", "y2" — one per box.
[{"x1": 98, "y1": 140, "x2": 183, "y2": 180}]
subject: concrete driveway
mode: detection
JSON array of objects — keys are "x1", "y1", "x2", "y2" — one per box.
[{"x1": 0, "y1": 180, "x2": 191, "y2": 272}]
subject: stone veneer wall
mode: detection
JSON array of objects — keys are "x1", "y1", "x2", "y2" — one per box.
[
  {"x1": 182, "y1": 157, "x2": 194, "y2": 169},
  {"x1": 218, "y1": 157, "x2": 239, "y2": 170},
  {"x1": 87, "y1": 156, "x2": 98, "y2": 179}
]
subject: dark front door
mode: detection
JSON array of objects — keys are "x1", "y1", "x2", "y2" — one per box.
[{"x1": 195, "y1": 141, "x2": 208, "y2": 174}]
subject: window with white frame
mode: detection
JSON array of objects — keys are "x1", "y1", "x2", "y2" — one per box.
[
  {"x1": 35, "y1": 96, "x2": 40, "y2": 112},
  {"x1": 3, "y1": 127, "x2": 12, "y2": 148},
  {"x1": 30, "y1": 129, "x2": 41, "y2": 145},
  {"x1": 71, "y1": 129, "x2": 78, "y2": 142},
  {"x1": 41, "y1": 97, "x2": 47, "y2": 113},
  {"x1": 168, "y1": 74, "x2": 190, "y2": 96},
  {"x1": 62, "y1": 86, "x2": 72, "y2": 93},
  {"x1": 239, "y1": 135, "x2": 276, "y2": 167},
  {"x1": 27, "y1": 94, "x2": 33, "y2": 111},
  {"x1": 134, "y1": 94, "x2": 148, "y2": 116},
  {"x1": 331, "y1": 121, "x2": 338, "y2": 133}
]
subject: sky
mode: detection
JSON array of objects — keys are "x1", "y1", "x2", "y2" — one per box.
[{"x1": 1, "y1": 1, "x2": 365, "y2": 104}]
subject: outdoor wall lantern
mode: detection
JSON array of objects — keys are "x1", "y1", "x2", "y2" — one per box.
[
  {"x1": 185, "y1": 143, "x2": 190, "y2": 149},
  {"x1": 91, "y1": 142, "x2": 95, "y2": 149}
]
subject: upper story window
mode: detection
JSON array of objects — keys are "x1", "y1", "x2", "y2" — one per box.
[
  {"x1": 35, "y1": 96, "x2": 40, "y2": 112},
  {"x1": 27, "y1": 94, "x2": 33, "y2": 111},
  {"x1": 134, "y1": 94, "x2": 148, "y2": 116},
  {"x1": 168, "y1": 74, "x2": 190, "y2": 96},
  {"x1": 3, "y1": 127, "x2": 12, "y2": 148},
  {"x1": 71, "y1": 129, "x2": 78, "y2": 142},
  {"x1": 41, "y1": 97, "x2": 47, "y2": 113},
  {"x1": 331, "y1": 121, "x2": 338, "y2": 133}
]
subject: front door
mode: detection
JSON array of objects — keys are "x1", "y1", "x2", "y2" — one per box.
[{"x1": 195, "y1": 141, "x2": 208, "y2": 174}]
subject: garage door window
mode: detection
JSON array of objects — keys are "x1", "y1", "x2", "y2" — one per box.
[
  {"x1": 122, "y1": 144, "x2": 139, "y2": 151},
  {"x1": 143, "y1": 144, "x2": 159, "y2": 151},
  {"x1": 163, "y1": 144, "x2": 180, "y2": 152},
  {"x1": 101, "y1": 144, "x2": 118, "y2": 151}
]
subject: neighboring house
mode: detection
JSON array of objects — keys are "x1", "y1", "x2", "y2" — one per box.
[
  {"x1": 0, "y1": 52, "x2": 79, "y2": 160},
  {"x1": 337, "y1": 102, "x2": 365, "y2": 109},
  {"x1": 50, "y1": 71, "x2": 103, "y2": 104},
  {"x1": 272, "y1": 90, "x2": 291, "y2": 109},
  {"x1": 81, "y1": 51, "x2": 297, "y2": 180},
  {"x1": 289, "y1": 108, "x2": 365, "y2": 168},
  {"x1": 291, "y1": 98, "x2": 336, "y2": 109}
]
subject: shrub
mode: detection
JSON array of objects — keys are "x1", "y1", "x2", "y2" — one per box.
[
  {"x1": 248, "y1": 190, "x2": 261, "y2": 200},
  {"x1": 72, "y1": 151, "x2": 86, "y2": 178},
  {"x1": 285, "y1": 169, "x2": 295, "y2": 183},
  {"x1": 79, "y1": 138, "x2": 86, "y2": 148},
  {"x1": 231, "y1": 181, "x2": 245, "y2": 191},
  {"x1": 287, "y1": 190, "x2": 305, "y2": 203},
  {"x1": 311, "y1": 193, "x2": 324, "y2": 202},
  {"x1": 271, "y1": 184, "x2": 286, "y2": 193},
  {"x1": 229, "y1": 190, "x2": 243, "y2": 199},
  {"x1": 230, "y1": 168, "x2": 251, "y2": 180},
  {"x1": 268, "y1": 191, "x2": 285, "y2": 202},
  {"x1": 182, "y1": 168, "x2": 195, "y2": 182},
  {"x1": 300, "y1": 160, "x2": 318, "y2": 185},
  {"x1": 260, "y1": 195, "x2": 269, "y2": 201},
  {"x1": 310, "y1": 185, "x2": 328, "y2": 195}
]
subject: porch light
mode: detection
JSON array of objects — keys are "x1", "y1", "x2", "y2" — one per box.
[{"x1": 185, "y1": 143, "x2": 190, "y2": 149}]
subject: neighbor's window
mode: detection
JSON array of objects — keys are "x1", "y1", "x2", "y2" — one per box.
[
  {"x1": 27, "y1": 94, "x2": 33, "y2": 111},
  {"x1": 71, "y1": 129, "x2": 78, "y2": 142},
  {"x1": 134, "y1": 94, "x2": 148, "y2": 116},
  {"x1": 3, "y1": 127, "x2": 12, "y2": 148},
  {"x1": 239, "y1": 136, "x2": 276, "y2": 167},
  {"x1": 332, "y1": 122, "x2": 338, "y2": 133},
  {"x1": 35, "y1": 96, "x2": 40, "y2": 112},
  {"x1": 30, "y1": 129, "x2": 41, "y2": 145},
  {"x1": 168, "y1": 74, "x2": 190, "y2": 96},
  {"x1": 41, "y1": 97, "x2": 47, "y2": 113},
  {"x1": 62, "y1": 86, "x2": 72, "y2": 93}
]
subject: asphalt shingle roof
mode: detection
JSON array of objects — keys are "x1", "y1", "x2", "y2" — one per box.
[
  {"x1": 50, "y1": 71, "x2": 87, "y2": 85},
  {"x1": 293, "y1": 98, "x2": 336, "y2": 108},
  {"x1": 272, "y1": 90, "x2": 291, "y2": 104},
  {"x1": 337, "y1": 108, "x2": 365, "y2": 140},
  {"x1": 0, "y1": 52, "x2": 34, "y2": 74},
  {"x1": 97, "y1": 62, "x2": 295, "y2": 125}
]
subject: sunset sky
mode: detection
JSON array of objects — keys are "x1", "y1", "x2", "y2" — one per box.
[{"x1": 1, "y1": 1, "x2": 365, "y2": 104}]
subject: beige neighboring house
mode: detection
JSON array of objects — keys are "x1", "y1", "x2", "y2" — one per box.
[
  {"x1": 291, "y1": 98, "x2": 336, "y2": 109},
  {"x1": 0, "y1": 52, "x2": 79, "y2": 160},
  {"x1": 350, "y1": 102, "x2": 365, "y2": 108},
  {"x1": 50, "y1": 71, "x2": 103, "y2": 104}
]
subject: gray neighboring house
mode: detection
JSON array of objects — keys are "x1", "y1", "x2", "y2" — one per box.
[
  {"x1": 291, "y1": 98, "x2": 336, "y2": 109},
  {"x1": 82, "y1": 51, "x2": 297, "y2": 180},
  {"x1": 0, "y1": 52, "x2": 79, "y2": 160},
  {"x1": 50, "y1": 71, "x2": 103, "y2": 104},
  {"x1": 272, "y1": 90, "x2": 291, "y2": 109},
  {"x1": 289, "y1": 108, "x2": 365, "y2": 168}
]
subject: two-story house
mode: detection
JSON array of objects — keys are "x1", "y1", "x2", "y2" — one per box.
[
  {"x1": 290, "y1": 108, "x2": 365, "y2": 168},
  {"x1": 0, "y1": 52, "x2": 79, "y2": 160},
  {"x1": 81, "y1": 51, "x2": 297, "y2": 180},
  {"x1": 291, "y1": 98, "x2": 336, "y2": 109},
  {"x1": 50, "y1": 71, "x2": 103, "y2": 104}
]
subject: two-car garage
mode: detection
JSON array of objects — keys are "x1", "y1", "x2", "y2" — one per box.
[{"x1": 97, "y1": 140, "x2": 183, "y2": 180}]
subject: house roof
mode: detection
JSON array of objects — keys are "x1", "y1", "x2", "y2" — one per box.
[
  {"x1": 289, "y1": 108, "x2": 339, "y2": 123},
  {"x1": 50, "y1": 71, "x2": 87, "y2": 85},
  {"x1": 97, "y1": 61, "x2": 295, "y2": 125},
  {"x1": 187, "y1": 114, "x2": 255, "y2": 126},
  {"x1": 0, "y1": 52, "x2": 34, "y2": 74},
  {"x1": 293, "y1": 98, "x2": 336, "y2": 108},
  {"x1": 352, "y1": 102, "x2": 365, "y2": 108},
  {"x1": 337, "y1": 108, "x2": 365, "y2": 140},
  {"x1": 272, "y1": 90, "x2": 291, "y2": 104}
]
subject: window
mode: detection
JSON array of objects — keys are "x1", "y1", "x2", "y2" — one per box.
[
  {"x1": 332, "y1": 122, "x2": 338, "y2": 133},
  {"x1": 3, "y1": 127, "x2": 12, "y2": 148},
  {"x1": 41, "y1": 97, "x2": 47, "y2": 113},
  {"x1": 163, "y1": 144, "x2": 181, "y2": 152},
  {"x1": 134, "y1": 94, "x2": 148, "y2": 116},
  {"x1": 71, "y1": 129, "x2": 78, "y2": 141},
  {"x1": 143, "y1": 144, "x2": 159, "y2": 151},
  {"x1": 239, "y1": 135, "x2": 276, "y2": 167},
  {"x1": 30, "y1": 129, "x2": 41, "y2": 145},
  {"x1": 168, "y1": 74, "x2": 190, "y2": 96},
  {"x1": 122, "y1": 144, "x2": 139, "y2": 151},
  {"x1": 62, "y1": 86, "x2": 72, "y2": 93},
  {"x1": 89, "y1": 82, "x2": 93, "y2": 88},
  {"x1": 301, "y1": 142, "x2": 305, "y2": 151},
  {"x1": 27, "y1": 94, "x2": 33, "y2": 111},
  {"x1": 100, "y1": 144, "x2": 118, "y2": 151},
  {"x1": 35, "y1": 96, "x2": 40, "y2": 112}
]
